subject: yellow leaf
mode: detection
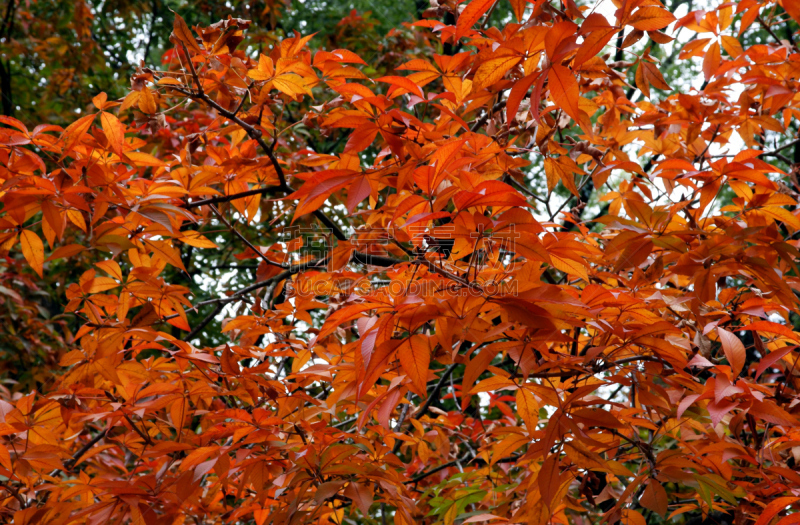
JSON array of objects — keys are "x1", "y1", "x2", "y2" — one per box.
[
  {"x1": 92, "y1": 92, "x2": 108, "y2": 110},
  {"x1": 472, "y1": 55, "x2": 522, "y2": 91},
  {"x1": 271, "y1": 74, "x2": 312, "y2": 97},
  {"x1": 248, "y1": 54, "x2": 275, "y2": 81},
  {"x1": 181, "y1": 231, "x2": 218, "y2": 249},
  {"x1": 157, "y1": 77, "x2": 184, "y2": 86},
  {"x1": 124, "y1": 151, "x2": 167, "y2": 167},
  {"x1": 470, "y1": 375, "x2": 516, "y2": 394},
  {"x1": 549, "y1": 254, "x2": 589, "y2": 282},
  {"x1": 516, "y1": 387, "x2": 539, "y2": 431}
]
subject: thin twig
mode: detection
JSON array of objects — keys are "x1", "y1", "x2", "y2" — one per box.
[
  {"x1": 413, "y1": 364, "x2": 458, "y2": 420},
  {"x1": 209, "y1": 203, "x2": 288, "y2": 269}
]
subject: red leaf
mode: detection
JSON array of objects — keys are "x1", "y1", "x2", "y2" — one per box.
[
  {"x1": 755, "y1": 346, "x2": 796, "y2": 379},
  {"x1": 376, "y1": 76, "x2": 423, "y2": 98},
  {"x1": 358, "y1": 339, "x2": 401, "y2": 399},
  {"x1": 717, "y1": 327, "x2": 746, "y2": 377},
  {"x1": 506, "y1": 72, "x2": 541, "y2": 127}
]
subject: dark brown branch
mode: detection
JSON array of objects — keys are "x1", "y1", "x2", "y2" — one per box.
[
  {"x1": 413, "y1": 363, "x2": 458, "y2": 420},
  {"x1": 529, "y1": 355, "x2": 662, "y2": 379},
  {"x1": 757, "y1": 14, "x2": 789, "y2": 48},
  {"x1": 209, "y1": 203, "x2": 288, "y2": 269},
  {"x1": 183, "y1": 303, "x2": 223, "y2": 342},
  {"x1": 404, "y1": 451, "x2": 521, "y2": 485},
  {"x1": 185, "y1": 185, "x2": 284, "y2": 209},
  {"x1": 170, "y1": 74, "x2": 349, "y2": 240},
  {"x1": 0, "y1": 481, "x2": 26, "y2": 508},
  {"x1": 405, "y1": 457, "x2": 465, "y2": 484},
  {"x1": 470, "y1": 100, "x2": 506, "y2": 132}
]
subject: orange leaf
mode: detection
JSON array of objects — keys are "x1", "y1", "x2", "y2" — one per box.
[
  {"x1": 343, "y1": 482, "x2": 374, "y2": 515},
  {"x1": 548, "y1": 65, "x2": 582, "y2": 127},
  {"x1": 742, "y1": 321, "x2": 799, "y2": 341},
  {"x1": 573, "y1": 27, "x2": 616, "y2": 69},
  {"x1": 172, "y1": 12, "x2": 204, "y2": 54},
  {"x1": 629, "y1": 7, "x2": 676, "y2": 31},
  {"x1": 455, "y1": 0, "x2": 496, "y2": 40},
  {"x1": 20, "y1": 230, "x2": 44, "y2": 277},
  {"x1": 139, "y1": 87, "x2": 157, "y2": 114},
  {"x1": 272, "y1": 74, "x2": 312, "y2": 97},
  {"x1": 621, "y1": 509, "x2": 647, "y2": 525},
  {"x1": 124, "y1": 151, "x2": 167, "y2": 167},
  {"x1": 170, "y1": 397, "x2": 188, "y2": 430},
  {"x1": 544, "y1": 156, "x2": 584, "y2": 196},
  {"x1": 538, "y1": 454, "x2": 561, "y2": 508},
  {"x1": 754, "y1": 497, "x2": 799, "y2": 525},
  {"x1": 780, "y1": 0, "x2": 800, "y2": 26},
  {"x1": 248, "y1": 54, "x2": 275, "y2": 81},
  {"x1": 472, "y1": 55, "x2": 522, "y2": 91},
  {"x1": 92, "y1": 92, "x2": 109, "y2": 110},
  {"x1": 510, "y1": 0, "x2": 526, "y2": 21},
  {"x1": 516, "y1": 388, "x2": 539, "y2": 431},
  {"x1": 60, "y1": 113, "x2": 95, "y2": 158},
  {"x1": 46, "y1": 243, "x2": 86, "y2": 261},
  {"x1": 398, "y1": 335, "x2": 431, "y2": 396},
  {"x1": 145, "y1": 239, "x2": 187, "y2": 272},
  {"x1": 749, "y1": 400, "x2": 798, "y2": 426},
  {"x1": 181, "y1": 231, "x2": 218, "y2": 249},
  {"x1": 376, "y1": 76, "x2": 423, "y2": 98},
  {"x1": 100, "y1": 111, "x2": 126, "y2": 159},
  {"x1": 703, "y1": 41, "x2": 721, "y2": 81},
  {"x1": 755, "y1": 346, "x2": 795, "y2": 379}
]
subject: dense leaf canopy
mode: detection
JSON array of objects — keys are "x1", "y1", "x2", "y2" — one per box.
[{"x1": 1, "y1": 0, "x2": 800, "y2": 524}]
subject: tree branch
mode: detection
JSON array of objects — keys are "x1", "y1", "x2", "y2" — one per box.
[{"x1": 209, "y1": 203, "x2": 288, "y2": 269}]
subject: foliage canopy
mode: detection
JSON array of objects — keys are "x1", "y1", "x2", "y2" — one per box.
[{"x1": 1, "y1": 0, "x2": 800, "y2": 524}]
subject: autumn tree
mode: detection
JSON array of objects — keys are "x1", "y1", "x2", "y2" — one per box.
[{"x1": 1, "y1": 0, "x2": 800, "y2": 524}]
